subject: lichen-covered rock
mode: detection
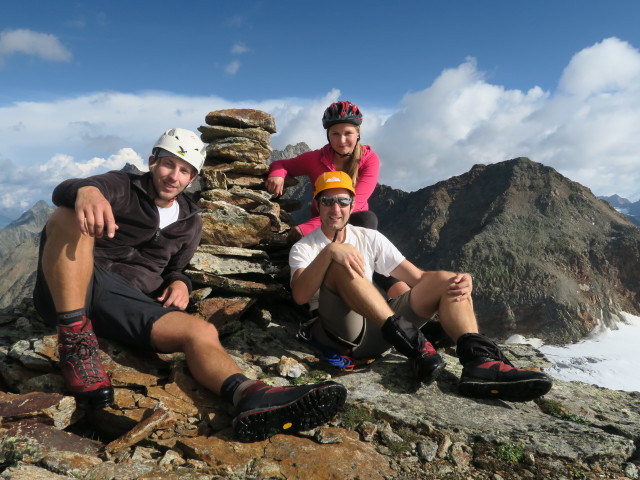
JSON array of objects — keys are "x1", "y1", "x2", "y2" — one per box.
[
  {"x1": 205, "y1": 108, "x2": 276, "y2": 133},
  {"x1": 198, "y1": 124, "x2": 271, "y2": 148},
  {"x1": 200, "y1": 206, "x2": 273, "y2": 248},
  {"x1": 206, "y1": 137, "x2": 272, "y2": 164}
]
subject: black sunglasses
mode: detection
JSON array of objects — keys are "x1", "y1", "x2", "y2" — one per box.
[{"x1": 318, "y1": 196, "x2": 353, "y2": 207}]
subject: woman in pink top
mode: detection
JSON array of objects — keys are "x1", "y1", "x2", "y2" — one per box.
[{"x1": 266, "y1": 101, "x2": 380, "y2": 241}]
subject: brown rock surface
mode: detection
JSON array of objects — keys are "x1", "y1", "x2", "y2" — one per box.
[{"x1": 205, "y1": 109, "x2": 277, "y2": 133}]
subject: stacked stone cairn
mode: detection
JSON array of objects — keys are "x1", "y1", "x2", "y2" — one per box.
[{"x1": 188, "y1": 108, "x2": 301, "y2": 330}]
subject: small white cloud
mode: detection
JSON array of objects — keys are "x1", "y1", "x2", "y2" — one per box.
[
  {"x1": 0, "y1": 148, "x2": 146, "y2": 210},
  {"x1": 67, "y1": 17, "x2": 87, "y2": 29},
  {"x1": 559, "y1": 37, "x2": 640, "y2": 97},
  {"x1": 0, "y1": 29, "x2": 72, "y2": 64},
  {"x1": 224, "y1": 60, "x2": 241, "y2": 75},
  {"x1": 231, "y1": 43, "x2": 249, "y2": 54}
]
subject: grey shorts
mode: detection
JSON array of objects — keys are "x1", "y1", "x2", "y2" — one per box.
[
  {"x1": 33, "y1": 231, "x2": 178, "y2": 352},
  {"x1": 310, "y1": 285, "x2": 429, "y2": 359}
]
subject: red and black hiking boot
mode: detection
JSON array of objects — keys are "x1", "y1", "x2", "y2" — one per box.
[
  {"x1": 57, "y1": 317, "x2": 114, "y2": 408},
  {"x1": 233, "y1": 380, "x2": 347, "y2": 442},
  {"x1": 411, "y1": 341, "x2": 446, "y2": 384},
  {"x1": 458, "y1": 357, "x2": 553, "y2": 402}
]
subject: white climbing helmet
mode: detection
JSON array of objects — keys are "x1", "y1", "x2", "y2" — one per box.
[{"x1": 152, "y1": 128, "x2": 206, "y2": 174}]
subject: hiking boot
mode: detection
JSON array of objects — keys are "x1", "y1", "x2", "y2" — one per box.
[
  {"x1": 381, "y1": 315, "x2": 446, "y2": 383},
  {"x1": 420, "y1": 320, "x2": 455, "y2": 350},
  {"x1": 411, "y1": 341, "x2": 446, "y2": 384},
  {"x1": 57, "y1": 317, "x2": 114, "y2": 408},
  {"x1": 233, "y1": 381, "x2": 347, "y2": 442},
  {"x1": 458, "y1": 357, "x2": 553, "y2": 402}
]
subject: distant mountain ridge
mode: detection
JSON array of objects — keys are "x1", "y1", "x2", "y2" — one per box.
[
  {"x1": 0, "y1": 200, "x2": 54, "y2": 308},
  {"x1": 599, "y1": 194, "x2": 640, "y2": 226}
]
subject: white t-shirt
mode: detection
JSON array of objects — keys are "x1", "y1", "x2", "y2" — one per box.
[
  {"x1": 157, "y1": 201, "x2": 180, "y2": 229},
  {"x1": 289, "y1": 224, "x2": 405, "y2": 310}
]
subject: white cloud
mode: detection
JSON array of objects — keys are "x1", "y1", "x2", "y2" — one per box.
[
  {"x1": 3, "y1": 37, "x2": 640, "y2": 217},
  {"x1": 0, "y1": 29, "x2": 72, "y2": 64},
  {"x1": 559, "y1": 37, "x2": 640, "y2": 97},
  {"x1": 0, "y1": 149, "x2": 146, "y2": 210},
  {"x1": 224, "y1": 60, "x2": 241, "y2": 75},
  {"x1": 370, "y1": 39, "x2": 640, "y2": 201},
  {"x1": 231, "y1": 43, "x2": 249, "y2": 54},
  {"x1": 269, "y1": 89, "x2": 341, "y2": 150}
]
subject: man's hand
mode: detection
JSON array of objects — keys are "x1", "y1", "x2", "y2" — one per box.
[
  {"x1": 328, "y1": 242, "x2": 366, "y2": 279},
  {"x1": 75, "y1": 186, "x2": 119, "y2": 238},
  {"x1": 265, "y1": 176, "x2": 285, "y2": 197},
  {"x1": 448, "y1": 273, "x2": 473, "y2": 302},
  {"x1": 157, "y1": 281, "x2": 190, "y2": 310}
]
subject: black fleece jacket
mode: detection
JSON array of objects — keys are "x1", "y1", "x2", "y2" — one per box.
[{"x1": 52, "y1": 170, "x2": 202, "y2": 296}]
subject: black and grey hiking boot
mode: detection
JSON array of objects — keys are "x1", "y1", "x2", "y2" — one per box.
[
  {"x1": 232, "y1": 381, "x2": 347, "y2": 442},
  {"x1": 456, "y1": 333, "x2": 552, "y2": 402},
  {"x1": 411, "y1": 340, "x2": 447, "y2": 384},
  {"x1": 381, "y1": 315, "x2": 446, "y2": 383}
]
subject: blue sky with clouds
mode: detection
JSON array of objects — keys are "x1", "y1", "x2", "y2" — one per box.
[{"x1": 2, "y1": 1, "x2": 640, "y2": 220}]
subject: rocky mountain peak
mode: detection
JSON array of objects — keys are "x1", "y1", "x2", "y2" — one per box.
[{"x1": 369, "y1": 157, "x2": 640, "y2": 343}]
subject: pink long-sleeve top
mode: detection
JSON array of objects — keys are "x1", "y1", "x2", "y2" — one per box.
[{"x1": 268, "y1": 143, "x2": 380, "y2": 236}]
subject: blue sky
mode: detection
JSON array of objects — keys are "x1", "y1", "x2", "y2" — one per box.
[{"x1": 2, "y1": 1, "x2": 640, "y2": 221}]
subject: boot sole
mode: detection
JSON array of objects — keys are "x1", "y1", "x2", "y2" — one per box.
[
  {"x1": 458, "y1": 377, "x2": 553, "y2": 402},
  {"x1": 232, "y1": 382, "x2": 347, "y2": 442},
  {"x1": 70, "y1": 387, "x2": 114, "y2": 409}
]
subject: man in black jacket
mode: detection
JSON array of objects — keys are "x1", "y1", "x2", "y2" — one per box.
[{"x1": 34, "y1": 128, "x2": 346, "y2": 442}]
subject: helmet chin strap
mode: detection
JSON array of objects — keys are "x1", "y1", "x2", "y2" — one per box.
[{"x1": 332, "y1": 227, "x2": 344, "y2": 243}]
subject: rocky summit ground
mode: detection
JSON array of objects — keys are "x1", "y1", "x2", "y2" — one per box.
[{"x1": 0, "y1": 298, "x2": 638, "y2": 480}]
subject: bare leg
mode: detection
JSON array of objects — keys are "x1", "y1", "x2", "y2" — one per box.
[
  {"x1": 151, "y1": 312, "x2": 242, "y2": 394},
  {"x1": 387, "y1": 281, "x2": 411, "y2": 299},
  {"x1": 323, "y1": 262, "x2": 394, "y2": 326},
  {"x1": 40, "y1": 207, "x2": 113, "y2": 407},
  {"x1": 41, "y1": 207, "x2": 95, "y2": 311},
  {"x1": 408, "y1": 271, "x2": 479, "y2": 341},
  {"x1": 152, "y1": 311, "x2": 348, "y2": 442}
]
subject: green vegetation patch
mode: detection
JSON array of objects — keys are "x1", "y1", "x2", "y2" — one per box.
[
  {"x1": 538, "y1": 398, "x2": 590, "y2": 425},
  {"x1": 340, "y1": 403, "x2": 374, "y2": 429},
  {"x1": 496, "y1": 443, "x2": 525, "y2": 464},
  {"x1": 289, "y1": 369, "x2": 330, "y2": 385}
]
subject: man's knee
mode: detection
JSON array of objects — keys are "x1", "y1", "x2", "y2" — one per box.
[
  {"x1": 185, "y1": 316, "x2": 221, "y2": 344},
  {"x1": 153, "y1": 313, "x2": 222, "y2": 352},
  {"x1": 47, "y1": 207, "x2": 76, "y2": 229},
  {"x1": 323, "y1": 261, "x2": 350, "y2": 290},
  {"x1": 418, "y1": 270, "x2": 458, "y2": 292},
  {"x1": 45, "y1": 207, "x2": 84, "y2": 242}
]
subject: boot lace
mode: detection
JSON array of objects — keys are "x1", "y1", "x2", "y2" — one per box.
[{"x1": 60, "y1": 330, "x2": 107, "y2": 386}]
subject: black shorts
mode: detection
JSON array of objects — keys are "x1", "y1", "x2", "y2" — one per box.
[{"x1": 34, "y1": 254, "x2": 178, "y2": 352}]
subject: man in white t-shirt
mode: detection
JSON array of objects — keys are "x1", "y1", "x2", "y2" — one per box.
[{"x1": 289, "y1": 171, "x2": 553, "y2": 402}]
